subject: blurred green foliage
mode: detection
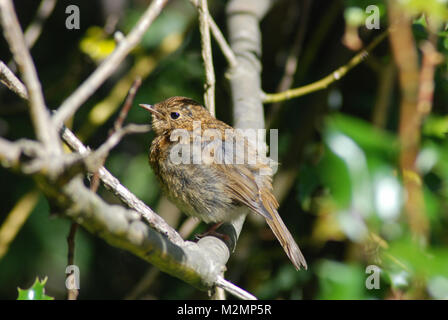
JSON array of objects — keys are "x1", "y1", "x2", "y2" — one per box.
[{"x1": 0, "y1": 0, "x2": 447, "y2": 300}]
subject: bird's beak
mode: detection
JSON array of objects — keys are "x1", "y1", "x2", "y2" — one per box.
[{"x1": 139, "y1": 104, "x2": 162, "y2": 117}]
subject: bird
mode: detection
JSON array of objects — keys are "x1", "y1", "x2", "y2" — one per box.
[{"x1": 140, "y1": 96, "x2": 307, "y2": 270}]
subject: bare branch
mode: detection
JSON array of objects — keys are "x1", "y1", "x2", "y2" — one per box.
[
  {"x1": 263, "y1": 30, "x2": 389, "y2": 104},
  {"x1": 24, "y1": 0, "x2": 57, "y2": 49},
  {"x1": 90, "y1": 77, "x2": 143, "y2": 192},
  {"x1": 0, "y1": 0, "x2": 60, "y2": 154},
  {"x1": 209, "y1": 16, "x2": 237, "y2": 69},
  {"x1": 266, "y1": 0, "x2": 311, "y2": 127},
  {"x1": 0, "y1": 60, "x2": 28, "y2": 100},
  {"x1": 198, "y1": 0, "x2": 216, "y2": 116},
  {"x1": 189, "y1": 0, "x2": 237, "y2": 69},
  {"x1": 0, "y1": 137, "x2": 23, "y2": 169},
  {"x1": 66, "y1": 222, "x2": 79, "y2": 300},
  {"x1": 0, "y1": 190, "x2": 39, "y2": 260},
  {"x1": 417, "y1": 41, "x2": 443, "y2": 115},
  {"x1": 52, "y1": 0, "x2": 169, "y2": 127},
  {"x1": 215, "y1": 275, "x2": 257, "y2": 300},
  {"x1": 87, "y1": 124, "x2": 150, "y2": 168},
  {"x1": 114, "y1": 77, "x2": 142, "y2": 131}
]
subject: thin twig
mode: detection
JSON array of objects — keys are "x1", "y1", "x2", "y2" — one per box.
[
  {"x1": 372, "y1": 62, "x2": 396, "y2": 128},
  {"x1": 263, "y1": 30, "x2": 389, "y2": 104},
  {"x1": 198, "y1": 0, "x2": 216, "y2": 116},
  {"x1": 215, "y1": 275, "x2": 257, "y2": 300},
  {"x1": 189, "y1": 0, "x2": 237, "y2": 69},
  {"x1": 114, "y1": 78, "x2": 142, "y2": 131},
  {"x1": 66, "y1": 222, "x2": 79, "y2": 300},
  {"x1": 52, "y1": 0, "x2": 169, "y2": 127},
  {"x1": 266, "y1": 0, "x2": 311, "y2": 128},
  {"x1": 0, "y1": 0, "x2": 61, "y2": 154},
  {"x1": 417, "y1": 41, "x2": 443, "y2": 115},
  {"x1": 89, "y1": 124, "x2": 151, "y2": 166},
  {"x1": 90, "y1": 78, "x2": 143, "y2": 191},
  {"x1": 25, "y1": 0, "x2": 58, "y2": 49},
  {"x1": 209, "y1": 17, "x2": 237, "y2": 69},
  {"x1": 6, "y1": 0, "x2": 57, "y2": 74},
  {"x1": 0, "y1": 190, "x2": 39, "y2": 259},
  {"x1": 276, "y1": 0, "x2": 310, "y2": 94}
]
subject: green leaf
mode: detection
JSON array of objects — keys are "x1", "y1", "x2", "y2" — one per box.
[
  {"x1": 344, "y1": 7, "x2": 366, "y2": 27},
  {"x1": 325, "y1": 113, "x2": 399, "y2": 156},
  {"x1": 317, "y1": 260, "x2": 366, "y2": 299},
  {"x1": 422, "y1": 115, "x2": 448, "y2": 138},
  {"x1": 17, "y1": 277, "x2": 54, "y2": 300}
]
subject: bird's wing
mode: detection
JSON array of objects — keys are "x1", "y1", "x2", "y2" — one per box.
[{"x1": 214, "y1": 132, "x2": 278, "y2": 220}]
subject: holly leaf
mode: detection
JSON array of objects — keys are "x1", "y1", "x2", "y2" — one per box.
[{"x1": 17, "y1": 277, "x2": 54, "y2": 300}]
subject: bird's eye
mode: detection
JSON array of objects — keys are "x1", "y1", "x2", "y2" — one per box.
[{"x1": 170, "y1": 112, "x2": 180, "y2": 119}]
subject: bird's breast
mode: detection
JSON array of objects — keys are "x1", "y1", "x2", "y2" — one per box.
[{"x1": 149, "y1": 138, "x2": 241, "y2": 223}]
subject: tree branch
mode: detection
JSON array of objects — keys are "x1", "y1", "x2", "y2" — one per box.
[
  {"x1": 222, "y1": 0, "x2": 274, "y2": 278},
  {"x1": 215, "y1": 275, "x2": 257, "y2": 300},
  {"x1": 189, "y1": 0, "x2": 237, "y2": 69},
  {"x1": 198, "y1": 0, "x2": 216, "y2": 116},
  {"x1": 24, "y1": 0, "x2": 57, "y2": 49},
  {"x1": 0, "y1": 60, "x2": 28, "y2": 100},
  {"x1": 263, "y1": 30, "x2": 389, "y2": 104}
]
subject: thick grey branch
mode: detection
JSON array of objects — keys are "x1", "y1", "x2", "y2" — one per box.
[
  {"x1": 221, "y1": 0, "x2": 274, "y2": 261},
  {"x1": 47, "y1": 177, "x2": 228, "y2": 291},
  {"x1": 227, "y1": 0, "x2": 273, "y2": 131}
]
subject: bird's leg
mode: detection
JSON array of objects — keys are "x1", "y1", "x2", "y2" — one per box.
[{"x1": 195, "y1": 222, "x2": 230, "y2": 242}]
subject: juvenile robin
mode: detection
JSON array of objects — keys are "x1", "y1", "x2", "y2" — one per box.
[{"x1": 140, "y1": 96, "x2": 307, "y2": 270}]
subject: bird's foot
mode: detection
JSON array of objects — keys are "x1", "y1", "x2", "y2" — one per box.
[{"x1": 194, "y1": 222, "x2": 230, "y2": 243}]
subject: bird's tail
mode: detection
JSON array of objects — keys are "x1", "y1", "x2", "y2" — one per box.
[{"x1": 265, "y1": 209, "x2": 307, "y2": 270}]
